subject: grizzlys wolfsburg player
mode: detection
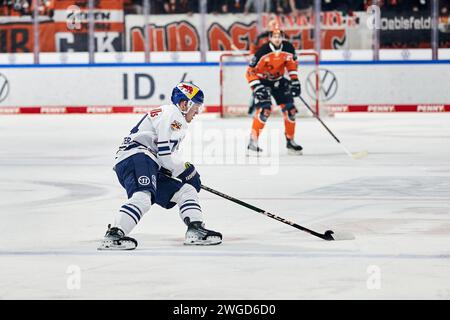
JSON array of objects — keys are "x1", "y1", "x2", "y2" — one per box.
[{"x1": 98, "y1": 83, "x2": 222, "y2": 250}]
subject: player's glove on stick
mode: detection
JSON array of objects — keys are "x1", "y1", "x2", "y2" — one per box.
[
  {"x1": 177, "y1": 162, "x2": 201, "y2": 192},
  {"x1": 253, "y1": 84, "x2": 270, "y2": 101},
  {"x1": 290, "y1": 79, "x2": 301, "y2": 97}
]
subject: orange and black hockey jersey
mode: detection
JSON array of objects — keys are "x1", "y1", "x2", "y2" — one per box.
[{"x1": 246, "y1": 41, "x2": 299, "y2": 87}]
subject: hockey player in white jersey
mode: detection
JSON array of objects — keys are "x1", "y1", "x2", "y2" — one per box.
[{"x1": 98, "y1": 82, "x2": 222, "y2": 250}]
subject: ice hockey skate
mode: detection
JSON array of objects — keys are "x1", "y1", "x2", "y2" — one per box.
[
  {"x1": 184, "y1": 219, "x2": 222, "y2": 245},
  {"x1": 286, "y1": 138, "x2": 303, "y2": 155},
  {"x1": 98, "y1": 225, "x2": 138, "y2": 250}
]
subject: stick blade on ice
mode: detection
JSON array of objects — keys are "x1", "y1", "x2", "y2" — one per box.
[
  {"x1": 329, "y1": 230, "x2": 356, "y2": 241},
  {"x1": 352, "y1": 150, "x2": 369, "y2": 160}
]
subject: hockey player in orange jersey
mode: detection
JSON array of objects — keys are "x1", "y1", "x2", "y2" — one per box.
[
  {"x1": 246, "y1": 27, "x2": 303, "y2": 155},
  {"x1": 247, "y1": 19, "x2": 280, "y2": 116}
]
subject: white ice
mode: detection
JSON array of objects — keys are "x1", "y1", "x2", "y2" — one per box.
[{"x1": 0, "y1": 113, "x2": 449, "y2": 299}]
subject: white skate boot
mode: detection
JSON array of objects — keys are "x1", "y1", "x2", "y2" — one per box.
[
  {"x1": 184, "y1": 220, "x2": 222, "y2": 246},
  {"x1": 98, "y1": 224, "x2": 138, "y2": 250}
]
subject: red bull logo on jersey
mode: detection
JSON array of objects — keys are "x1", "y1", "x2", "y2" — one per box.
[
  {"x1": 177, "y1": 83, "x2": 199, "y2": 100},
  {"x1": 171, "y1": 120, "x2": 182, "y2": 131}
]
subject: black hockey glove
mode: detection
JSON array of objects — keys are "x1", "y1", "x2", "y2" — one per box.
[
  {"x1": 290, "y1": 79, "x2": 301, "y2": 97},
  {"x1": 253, "y1": 84, "x2": 270, "y2": 101},
  {"x1": 177, "y1": 162, "x2": 201, "y2": 192}
]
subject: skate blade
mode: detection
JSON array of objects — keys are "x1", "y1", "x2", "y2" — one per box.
[
  {"x1": 184, "y1": 236, "x2": 222, "y2": 246},
  {"x1": 287, "y1": 149, "x2": 303, "y2": 155},
  {"x1": 97, "y1": 240, "x2": 137, "y2": 251},
  {"x1": 246, "y1": 149, "x2": 264, "y2": 157}
]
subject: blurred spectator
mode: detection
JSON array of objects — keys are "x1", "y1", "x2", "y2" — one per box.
[
  {"x1": 441, "y1": 1, "x2": 448, "y2": 17},
  {"x1": 33, "y1": 0, "x2": 54, "y2": 16},
  {"x1": 163, "y1": 0, "x2": 197, "y2": 14},
  {"x1": 244, "y1": 0, "x2": 271, "y2": 14},
  {"x1": 227, "y1": 0, "x2": 246, "y2": 13},
  {"x1": 381, "y1": 1, "x2": 410, "y2": 13},
  {"x1": 349, "y1": 0, "x2": 365, "y2": 11},
  {"x1": 0, "y1": 0, "x2": 56, "y2": 17},
  {"x1": 153, "y1": 0, "x2": 168, "y2": 14},
  {"x1": 2, "y1": 0, "x2": 30, "y2": 16},
  {"x1": 1, "y1": 0, "x2": 448, "y2": 17},
  {"x1": 365, "y1": 0, "x2": 434, "y2": 13},
  {"x1": 321, "y1": 0, "x2": 351, "y2": 12},
  {"x1": 0, "y1": 0, "x2": 54, "y2": 16},
  {"x1": 272, "y1": 0, "x2": 294, "y2": 14},
  {"x1": 209, "y1": 0, "x2": 245, "y2": 14},
  {"x1": 410, "y1": 0, "x2": 430, "y2": 12},
  {"x1": 289, "y1": 0, "x2": 314, "y2": 14},
  {"x1": 124, "y1": 0, "x2": 143, "y2": 14}
]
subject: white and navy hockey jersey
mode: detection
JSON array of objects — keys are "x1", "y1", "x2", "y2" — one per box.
[{"x1": 115, "y1": 104, "x2": 188, "y2": 177}]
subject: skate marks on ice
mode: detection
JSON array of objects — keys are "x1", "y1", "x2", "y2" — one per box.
[
  {"x1": 0, "y1": 179, "x2": 113, "y2": 209},
  {"x1": 299, "y1": 176, "x2": 450, "y2": 200},
  {"x1": 359, "y1": 124, "x2": 450, "y2": 139},
  {"x1": 285, "y1": 176, "x2": 450, "y2": 242},
  {"x1": 0, "y1": 154, "x2": 102, "y2": 167},
  {"x1": 296, "y1": 176, "x2": 450, "y2": 227},
  {"x1": 0, "y1": 230, "x2": 446, "y2": 261},
  {"x1": 0, "y1": 245, "x2": 449, "y2": 260}
]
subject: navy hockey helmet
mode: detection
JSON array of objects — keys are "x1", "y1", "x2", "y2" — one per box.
[{"x1": 171, "y1": 82, "x2": 204, "y2": 114}]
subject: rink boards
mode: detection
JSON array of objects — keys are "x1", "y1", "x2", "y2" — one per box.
[{"x1": 1, "y1": 60, "x2": 450, "y2": 114}]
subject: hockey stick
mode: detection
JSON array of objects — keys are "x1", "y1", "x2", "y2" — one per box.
[
  {"x1": 201, "y1": 184, "x2": 355, "y2": 241},
  {"x1": 297, "y1": 96, "x2": 368, "y2": 160}
]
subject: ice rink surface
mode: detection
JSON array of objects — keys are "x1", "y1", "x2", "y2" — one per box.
[{"x1": 1, "y1": 113, "x2": 449, "y2": 299}]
